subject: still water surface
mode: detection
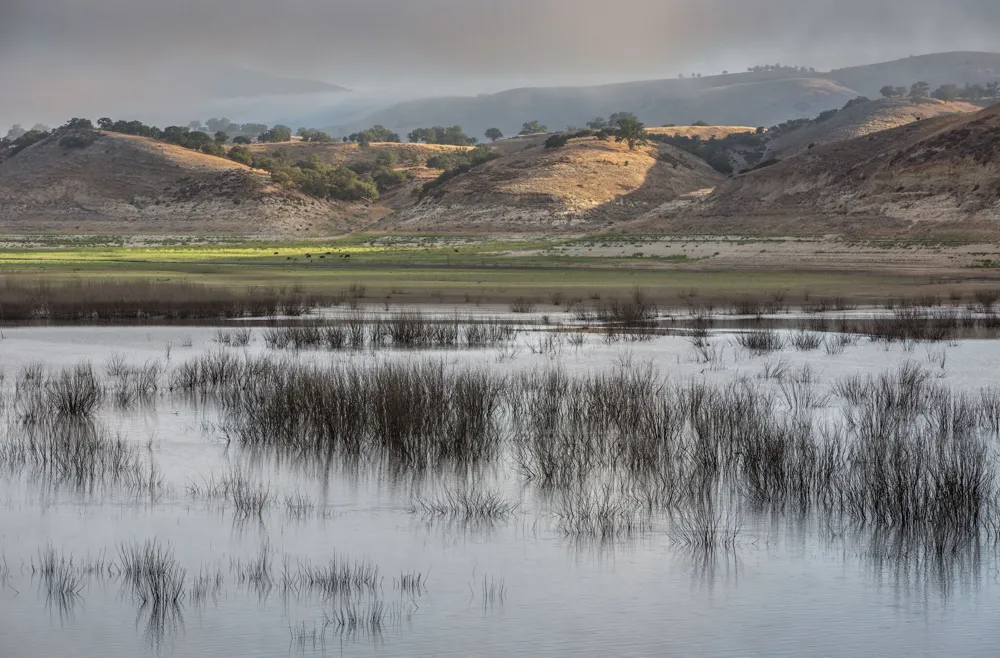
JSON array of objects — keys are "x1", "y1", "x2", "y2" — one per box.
[{"x1": 1, "y1": 325, "x2": 998, "y2": 657}]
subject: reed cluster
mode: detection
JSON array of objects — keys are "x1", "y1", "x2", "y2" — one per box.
[{"x1": 261, "y1": 313, "x2": 518, "y2": 351}]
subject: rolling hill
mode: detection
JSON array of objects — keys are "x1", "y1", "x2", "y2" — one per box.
[
  {"x1": 635, "y1": 103, "x2": 1000, "y2": 238},
  {"x1": 765, "y1": 97, "x2": 981, "y2": 158},
  {"x1": 0, "y1": 130, "x2": 370, "y2": 234},
  {"x1": 388, "y1": 134, "x2": 723, "y2": 233},
  {"x1": 331, "y1": 77, "x2": 859, "y2": 143}
]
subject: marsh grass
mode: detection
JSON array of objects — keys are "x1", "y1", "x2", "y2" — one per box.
[
  {"x1": 324, "y1": 598, "x2": 406, "y2": 637},
  {"x1": 168, "y1": 350, "x2": 244, "y2": 392},
  {"x1": 118, "y1": 539, "x2": 186, "y2": 605},
  {"x1": 260, "y1": 314, "x2": 518, "y2": 352},
  {"x1": 735, "y1": 329, "x2": 784, "y2": 355},
  {"x1": 778, "y1": 376, "x2": 830, "y2": 413},
  {"x1": 163, "y1": 351, "x2": 1000, "y2": 545},
  {"x1": 203, "y1": 357, "x2": 506, "y2": 471},
  {"x1": 189, "y1": 565, "x2": 224, "y2": 606},
  {"x1": 823, "y1": 333, "x2": 856, "y2": 355},
  {"x1": 0, "y1": 419, "x2": 161, "y2": 495},
  {"x1": 394, "y1": 570, "x2": 429, "y2": 596},
  {"x1": 509, "y1": 297, "x2": 536, "y2": 313},
  {"x1": 105, "y1": 356, "x2": 160, "y2": 408},
  {"x1": 11, "y1": 362, "x2": 105, "y2": 422},
  {"x1": 758, "y1": 357, "x2": 791, "y2": 380},
  {"x1": 185, "y1": 468, "x2": 275, "y2": 517},
  {"x1": 860, "y1": 308, "x2": 960, "y2": 343},
  {"x1": 34, "y1": 546, "x2": 87, "y2": 608},
  {"x1": 289, "y1": 621, "x2": 331, "y2": 652},
  {"x1": 263, "y1": 322, "x2": 323, "y2": 350},
  {"x1": 408, "y1": 488, "x2": 520, "y2": 521},
  {"x1": 284, "y1": 492, "x2": 316, "y2": 520},
  {"x1": 668, "y1": 503, "x2": 741, "y2": 550},
  {"x1": 595, "y1": 289, "x2": 657, "y2": 327},
  {"x1": 790, "y1": 330, "x2": 823, "y2": 351},
  {"x1": 47, "y1": 363, "x2": 104, "y2": 418},
  {"x1": 553, "y1": 483, "x2": 652, "y2": 540},
  {"x1": 290, "y1": 555, "x2": 381, "y2": 599},
  {"x1": 215, "y1": 327, "x2": 253, "y2": 347},
  {"x1": 231, "y1": 543, "x2": 275, "y2": 595},
  {"x1": 688, "y1": 335, "x2": 726, "y2": 367},
  {"x1": 476, "y1": 574, "x2": 507, "y2": 612}
]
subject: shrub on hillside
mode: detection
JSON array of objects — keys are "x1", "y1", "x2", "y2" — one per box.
[
  {"x1": 58, "y1": 133, "x2": 98, "y2": 149},
  {"x1": 544, "y1": 134, "x2": 569, "y2": 149},
  {"x1": 228, "y1": 146, "x2": 254, "y2": 166},
  {"x1": 420, "y1": 145, "x2": 499, "y2": 198},
  {"x1": 8, "y1": 129, "x2": 50, "y2": 155}
]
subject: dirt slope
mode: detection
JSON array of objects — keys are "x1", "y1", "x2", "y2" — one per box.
[
  {"x1": 0, "y1": 130, "x2": 373, "y2": 234},
  {"x1": 636, "y1": 103, "x2": 1000, "y2": 237},
  {"x1": 389, "y1": 135, "x2": 724, "y2": 232},
  {"x1": 766, "y1": 98, "x2": 981, "y2": 158}
]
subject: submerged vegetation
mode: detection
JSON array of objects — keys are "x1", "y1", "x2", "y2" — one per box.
[
  {"x1": 260, "y1": 313, "x2": 519, "y2": 351},
  {"x1": 153, "y1": 346, "x2": 1000, "y2": 550},
  {"x1": 6, "y1": 305, "x2": 1000, "y2": 650}
]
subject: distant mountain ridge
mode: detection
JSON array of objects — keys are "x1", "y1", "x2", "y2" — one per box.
[
  {"x1": 325, "y1": 51, "x2": 1000, "y2": 140},
  {"x1": 207, "y1": 68, "x2": 350, "y2": 99}
]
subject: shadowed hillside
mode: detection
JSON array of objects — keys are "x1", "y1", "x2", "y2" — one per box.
[
  {"x1": 766, "y1": 97, "x2": 981, "y2": 158},
  {"x1": 635, "y1": 103, "x2": 1000, "y2": 238}
]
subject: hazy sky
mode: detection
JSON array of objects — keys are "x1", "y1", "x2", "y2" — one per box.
[{"x1": 3, "y1": 0, "x2": 1000, "y2": 128}]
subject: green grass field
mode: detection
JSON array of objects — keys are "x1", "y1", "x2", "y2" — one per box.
[{"x1": 0, "y1": 234, "x2": 986, "y2": 306}]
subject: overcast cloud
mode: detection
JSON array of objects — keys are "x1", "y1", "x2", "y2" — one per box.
[{"x1": 2, "y1": 0, "x2": 1000, "y2": 128}]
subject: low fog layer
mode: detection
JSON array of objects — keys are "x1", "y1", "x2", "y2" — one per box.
[{"x1": 3, "y1": 0, "x2": 1000, "y2": 127}]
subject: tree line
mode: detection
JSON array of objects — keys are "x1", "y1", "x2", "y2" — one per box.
[
  {"x1": 880, "y1": 81, "x2": 1000, "y2": 102},
  {"x1": 747, "y1": 64, "x2": 816, "y2": 73},
  {"x1": 0, "y1": 116, "x2": 424, "y2": 205}
]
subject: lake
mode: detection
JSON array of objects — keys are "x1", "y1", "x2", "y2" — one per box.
[{"x1": 2, "y1": 310, "x2": 999, "y2": 657}]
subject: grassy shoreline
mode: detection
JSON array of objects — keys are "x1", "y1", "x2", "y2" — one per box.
[{"x1": 1, "y1": 233, "x2": 999, "y2": 307}]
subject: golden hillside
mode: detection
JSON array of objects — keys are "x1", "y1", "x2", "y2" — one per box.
[
  {"x1": 766, "y1": 98, "x2": 981, "y2": 158},
  {"x1": 389, "y1": 135, "x2": 724, "y2": 232},
  {"x1": 646, "y1": 126, "x2": 756, "y2": 139},
  {"x1": 246, "y1": 140, "x2": 470, "y2": 167},
  {"x1": 637, "y1": 103, "x2": 1000, "y2": 238},
  {"x1": 0, "y1": 130, "x2": 373, "y2": 234}
]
